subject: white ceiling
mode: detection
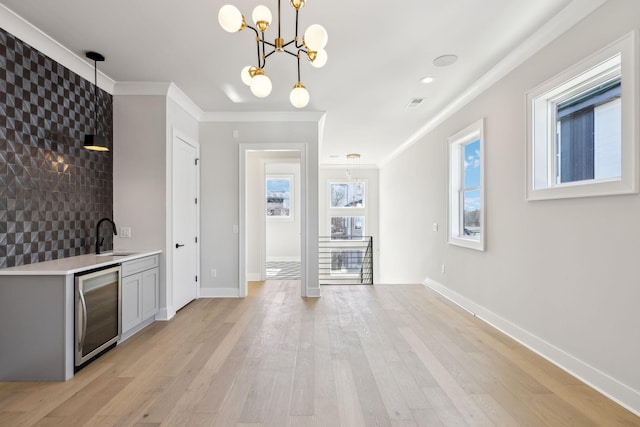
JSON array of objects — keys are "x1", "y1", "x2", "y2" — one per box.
[{"x1": 1, "y1": 0, "x2": 592, "y2": 166}]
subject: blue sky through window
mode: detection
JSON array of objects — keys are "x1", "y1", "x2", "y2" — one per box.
[
  {"x1": 266, "y1": 178, "x2": 290, "y2": 194},
  {"x1": 463, "y1": 139, "x2": 481, "y2": 188},
  {"x1": 266, "y1": 177, "x2": 291, "y2": 215}
]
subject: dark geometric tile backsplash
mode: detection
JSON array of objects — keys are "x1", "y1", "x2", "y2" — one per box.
[{"x1": 0, "y1": 28, "x2": 114, "y2": 269}]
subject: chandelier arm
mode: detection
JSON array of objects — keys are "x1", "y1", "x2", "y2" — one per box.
[
  {"x1": 255, "y1": 38, "x2": 263, "y2": 68},
  {"x1": 282, "y1": 39, "x2": 297, "y2": 49},
  {"x1": 282, "y1": 49, "x2": 300, "y2": 58},
  {"x1": 295, "y1": 12, "x2": 306, "y2": 49},
  {"x1": 295, "y1": 9, "x2": 300, "y2": 47},
  {"x1": 297, "y1": 53, "x2": 301, "y2": 83},
  {"x1": 244, "y1": 25, "x2": 264, "y2": 68},
  {"x1": 261, "y1": 40, "x2": 277, "y2": 48},
  {"x1": 278, "y1": 0, "x2": 282, "y2": 39},
  {"x1": 260, "y1": 32, "x2": 268, "y2": 68},
  {"x1": 261, "y1": 41, "x2": 276, "y2": 67}
]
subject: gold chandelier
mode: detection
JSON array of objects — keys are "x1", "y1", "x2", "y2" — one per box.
[{"x1": 218, "y1": 0, "x2": 328, "y2": 108}]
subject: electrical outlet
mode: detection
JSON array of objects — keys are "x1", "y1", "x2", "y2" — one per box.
[
  {"x1": 120, "y1": 227, "x2": 132, "y2": 238},
  {"x1": 441, "y1": 264, "x2": 446, "y2": 273},
  {"x1": 432, "y1": 223, "x2": 438, "y2": 232},
  {"x1": 210, "y1": 269, "x2": 217, "y2": 278}
]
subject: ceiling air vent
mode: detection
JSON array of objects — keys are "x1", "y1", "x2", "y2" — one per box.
[{"x1": 406, "y1": 97, "x2": 424, "y2": 109}]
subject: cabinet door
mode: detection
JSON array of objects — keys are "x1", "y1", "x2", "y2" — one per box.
[
  {"x1": 141, "y1": 268, "x2": 159, "y2": 321},
  {"x1": 121, "y1": 273, "x2": 142, "y2": 333}
]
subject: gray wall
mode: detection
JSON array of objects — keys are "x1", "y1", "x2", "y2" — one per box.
[
  {"x1": 379, "y1": 0, "x2": 640, "y2": 413},
  {"x1": 113, "y1": 93, "x2": 199, "y2": 319},
  {"x1": 199, "y1": 120, "x2": 319, "y2": 296}
]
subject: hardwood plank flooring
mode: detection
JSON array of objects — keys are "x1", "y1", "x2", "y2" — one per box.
[{"x1": 0, "y1": 281, "x2": 638, "y2": 426}]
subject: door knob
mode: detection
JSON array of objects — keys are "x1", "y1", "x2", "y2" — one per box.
[{"x1": 175, "y1": 243, "x2": 185, "y2": 248}]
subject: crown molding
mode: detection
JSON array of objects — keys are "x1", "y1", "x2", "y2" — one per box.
[
  {"x1": 112, "y1": 82, "x2": 172, "y2": 96},
  {"x1": 379, "y1": 0, "x2": 608, "y2": 168},
  {"x1": 199, "y1": 111, "x2": 326, "y2": 123},
  {"x1": 319, "y1": 163, "x2": 379, "y2": 170},
  {"x1": 113, "y1": 82, "x2": 204, "y2": 121},
  {"x1": 0, "y1": 4, "x2": 116, "y2": 94},
  {"x1": 167, "y1": 83, "x2": 205, "y2": 121}
]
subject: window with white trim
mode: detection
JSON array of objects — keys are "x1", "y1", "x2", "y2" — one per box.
[
  {"x1": 266, "y1": 175, "x2": 292, "y2": 218},
  {"x1": 526, "y1": 32, "x2": 639, "y2": 200},
  {"x1": 449, "y1": 119, "x2": 485, "y2": 251},
  {"x1": 329, "y1": 182, "x2": 365, "y2": 208},
  {"x1": 330, "y1": 216, "x2": 364, "y2": 240}
]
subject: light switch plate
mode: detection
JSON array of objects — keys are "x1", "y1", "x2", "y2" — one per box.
[{"x1": 120, "y1": 227, "x2": 132, "y2": 238}]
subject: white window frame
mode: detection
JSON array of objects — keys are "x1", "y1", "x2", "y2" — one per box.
[
  {"x1": 448, "y1": 118, "x2": 485, "y2": 251},
  {"x1": 330, "y1": 216, "x2": 365, "y2": 241},
  {"x1": 329, "y1": 181, "x2": 366, "y2": 209},
  {"x1": 526, "y1": 31, "x2": 639, "y2": 201}
]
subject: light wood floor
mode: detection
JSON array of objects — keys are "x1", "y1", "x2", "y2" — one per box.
[{"x1": 1, "y1": 281, "x2": 638, "y2": 426}]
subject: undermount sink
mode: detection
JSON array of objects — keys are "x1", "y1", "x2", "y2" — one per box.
[{"x1": 96, "y1": 252, "x2": 138, "y2": 257}]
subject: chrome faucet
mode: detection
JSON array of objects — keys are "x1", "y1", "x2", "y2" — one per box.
[{"x1": 96, "y1": 217, "x2": 117, "y2": 254}]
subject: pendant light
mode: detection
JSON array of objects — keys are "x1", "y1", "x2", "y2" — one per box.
[{"x1": 83, "y1": 51, "x2": 108, "y2": 151}]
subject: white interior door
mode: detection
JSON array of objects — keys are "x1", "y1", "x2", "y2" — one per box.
[{"x1": 172, "y1": 134, "x2": 198, "y2": 311}]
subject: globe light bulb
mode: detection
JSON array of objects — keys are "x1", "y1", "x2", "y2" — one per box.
[
  {"x1": 303, "y1": 24, "x2": 328, "y2": 51},
  {"x1": 252, "y1": 5, "x2": 272, "y2": 32},
  {"x1": 250, "y1": 72, "x2": 272, "y2": 98},
  {"x1": 240, "y1": 66, "x2": 253, "y2": 86},
  {"x1": 290, "y1": 83, "x2": 310, "y2": 108},
  {"x1": 218, "y1": 5, "x2": 244, "y2": 32},
  {"x1": 310, "y1": 49, "x2": 328, "y2": 68}
]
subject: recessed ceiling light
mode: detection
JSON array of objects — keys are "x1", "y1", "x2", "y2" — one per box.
[
  {"x1": 420, "y1": 76, "x2": 435, "y2": 84},
  {"x1": 433, "y1": 54, "x2": 458, "y2": 67}
]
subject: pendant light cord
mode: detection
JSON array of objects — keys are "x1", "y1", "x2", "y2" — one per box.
[{"x1": 93, "y1": 58, "x2": 98, "y2": 134}]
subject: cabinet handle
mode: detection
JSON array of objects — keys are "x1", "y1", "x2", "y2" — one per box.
[{"x1": 175, "y1": 243, "x2": 185, "y2": 248}]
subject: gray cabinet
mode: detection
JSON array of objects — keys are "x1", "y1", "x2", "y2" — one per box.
[{"x1": 121, "y1": 254, "x2": 160, "y2": 341}]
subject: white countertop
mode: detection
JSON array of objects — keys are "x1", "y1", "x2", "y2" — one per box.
[{"x1": 0, "y1": 250, "x2": 162, "y2": 276}]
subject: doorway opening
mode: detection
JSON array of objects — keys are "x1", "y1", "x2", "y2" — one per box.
[
  {"x1": 245, "y1": 150, "x2": 302, "y2": 291},
  {"x1": 239, "y1": 144, "x2": 309, "y2": 298},
  {"x1": 263, "y1": 159, "x2": 301, "y2": 281}
]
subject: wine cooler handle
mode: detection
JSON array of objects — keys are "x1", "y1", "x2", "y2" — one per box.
[{"x1": 78, "y1": 289, "x2": 87, "y2": 352}]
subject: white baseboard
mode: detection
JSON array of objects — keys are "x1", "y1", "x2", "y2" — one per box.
[
  {"x1": 199, "y1": 287, "x2": 241, "y2": 298},
  {"x1": 155, "y1": 307, "x2": 175, "y2": 321},
  {"x1": 247, "y1": 273, "x2": 262, "y2": 281},
  {"x1": 423, "y1": 277, "x2": 640, "y2": 417},
  {"x1": 305, "y1": 287, "x2": 321, "y2": 298}
]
